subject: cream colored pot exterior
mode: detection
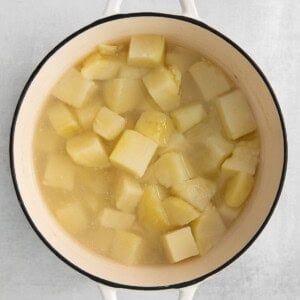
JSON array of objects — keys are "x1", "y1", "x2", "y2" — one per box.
[{"x1": 11, "y1": 13, "x2": 286, "y2": 289}]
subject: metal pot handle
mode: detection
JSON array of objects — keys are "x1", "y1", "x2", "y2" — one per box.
[
  {"x1": 103, "y1": 0, "x2": 200, "y2": 19},
  {"x1": 98, "y1": 283, "x2": 198, "y2": 300}
]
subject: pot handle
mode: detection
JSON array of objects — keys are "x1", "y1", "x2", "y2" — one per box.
[
  {"x1": 103, "y1": 0, "x2": 200, "y2": 19},
  {"x1": 98, "y1": 283, "x2": 199, "y2": 300}
]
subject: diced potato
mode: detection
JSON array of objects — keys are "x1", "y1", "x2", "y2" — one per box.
[
  {"x1": 138, "y1": 185, "x2": 170, "y2": 232},
  {"x1": 202, "y1": 134, "x2": 234, "y2": 173},
  {"x1": 135, "y1": 110, "x2": 174, "y2": 146},
  {"x1": 159, "y1": 131, "x2": 192, "y2": 155},
  {"x1": 189, "y1": 61, "x2": 231, "y2": 101},
  {"x1": 216, "y1": 200, "x2": 241, "y2": 225},
  {"x1": 216, "y1": 90, "x2": 257, "y2": 140},
  {"x1": 181, "y1": 72, "x2": 203, "y2": 103},
  {"x1": 172, "y1": 177, "x2": 217, "y2": 210},
  {"x1": 109, "y1": 130, "x2": 158, "y2": 178},
  {"x1": 56, "y1": 202, "x2": 88, "y2": 234},
  {"x1": 98, "y1": 43, "x2": 123, "y2": 56},
  {"x1": 110, "y1": 231, "x2": 143, "y2": 265},
  {"x1": 74, "y1": 98, "x2": 103, "y2": 129},
  {"x1": 155, "y1": 152, "x2": 191, "y2": 188},
  {"x1": 48, "y1": 101, "x2": 81, "y2": 137},
  {"x1": 128, "y1": 35, "x2": 165, "y2": 67},
  {"x1": 143, "y1": 67, "x2": 181, "y2": 112},
  {"x1": 99, "y1": 208, "x2": 135, "y2": 230},
  {"x1": 222, "y1": 141, "x2": 259, "y2": 176},
  {"x1": 52, "y1": 68, "x2": 98, "y2": 108},
  {"x1": 104, "y1": 78, "x2": 144, "y2": 114},
  {"x1": 191, "y1": 205, "x2": 226, "y2": 256},
  {"x1": 93, "y1": 107, "x2": 126, "y2": 141},
  {"x1": 66, "y1": 132, "x2": 109, "y2": 168},
  {"x1": 166, "y1": 46, "x2": 200, "y2": 73},
  {"x1": 163, "y1": 197, "x2": 200, "y2": 226},
  {"x1": 35, "y1": 127, "x2": 64, "y2": 153},
  {"x1": 118, "y1": 65, "x2": 149, "y2": 79},
  {"x1": 43, "y1": 154, "x2": 75, "y2": 191},
  {"x1": 171, "y1": 103, "x2": 206, "y2": 133},
  {"x1": 81, "y1": 53, "x2": 120, "y2": 80},
  {"x1": 162, "y1": 227, "x2": 199, "y2": 263},
  {"x1": 225, "y1": 172, "x2": 254, "y2": 208},
  {"x1": 115, "y1": 174, "x2": 143, "y2": 213}
]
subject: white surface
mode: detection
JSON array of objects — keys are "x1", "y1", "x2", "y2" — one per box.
[{"x1": 0, "y1": 0, "x2": 299, "y2": 299}]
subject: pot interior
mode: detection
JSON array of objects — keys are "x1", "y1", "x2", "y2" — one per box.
[{"x1": 12, "y1": 14, "x2": 285, "y2": 288}]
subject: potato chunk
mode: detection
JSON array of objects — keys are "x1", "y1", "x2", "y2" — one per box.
[
  {"x1": 172, "y1": 177, "x2": 216, "y2": 210},
  {"x1": 189, "y1": 61, "x2": 231, "y2": 101},
  {"x1": 81, "y1": 53, "x2": 120, "y2": 80},
  {"x1": 98, "y1": 43, "x2": 123, "y2": 56},
  {"x1": 222, "y1": 141, "x2": 259, "y2": 176},
  {"x1": 93, "y1": 107, "x2": 125, "y2": 141},
  {"x1": 155, "y1": 152, "x2": 191, "y2": 188},
  {"x1": 163, "y1": 197, "x2": 200, "y2": 226},
  {"x1": 118, "y1": 65, "x2": 149, "y2": 79},
  {"x1": 48, "y1": 101, "x2": 81, "y2": 137},
  {"x1": 43, "y1": 154, "x2": 75, "y2": 191},
  {"x1": 52, "y1": 68, "x2": 98, "y2": 108},
  {"x1": 171, "y1": 103, "x2": 206, "y2": 133},
  {"x1": 56, "y1": 202, "x2": 88, "y2": 234},
  {"x1": 162, "y1": 227, "x2": 199, "y2": 263},
  {"x1": 143, "y1": 67, "x2": 181, "y2": 112},
  {"x1": 74, "y1": 98, "x2": 103, "y2": 129},
  {"x1": 109, "y1": 130, "x2": 158, "y2": 178},
  {"x1": 104, "y1": 78, "x2": 144, "y2": 114},
  {"x1": 135, "y1": 110, "x2": 174, "y2": 146},
  {"x1": 110, "y1": 231, "x2": 143, "y2": 265},
  {"x1": 216, "y1": 200, "x2": 241, "y2": 225},
  {"x1": 138, "y1": 185, "x2": 170, "y2": 232},
  {"x1": 115, "y1": 174, "x2": 143, "y2": 213},
  {"x1": 128, "y1": 35, "x2": 165, "y2": 67},
  {"x1": 66, "y1": 132, "x2": 109, "y2": 168},
  {"x1": 216, "y1": 90, "x2": 257, "y2": 140},
  {"x1": 191, "y1": 205, "x2": 226, "y2": 256},
  {"x1": 159, "y1": 131, "x2": 192, "y2": 155},
  {"x1": 99, "y1": 208, "x2": 135, "y2": 230},
  {"x1": 225, "y1": 172, "x2": 254, "y2": 208}
]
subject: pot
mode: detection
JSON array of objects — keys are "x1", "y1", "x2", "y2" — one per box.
[{"x1": 10, "y1": 0, "x2": 287, "y2": 299}]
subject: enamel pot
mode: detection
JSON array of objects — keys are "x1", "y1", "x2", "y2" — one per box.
[{"x1": 10, "y1": 0, "x2": 287, "y2": 299}]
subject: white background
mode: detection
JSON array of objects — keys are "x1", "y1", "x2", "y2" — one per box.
[{"x1": 0, "y1": 0, "x2": 299, "y2": 299}]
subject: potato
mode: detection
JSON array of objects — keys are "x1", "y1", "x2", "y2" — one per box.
[
  {"x1": 162, "y1": 227, "x2": 199, "y2": 263},
  {"x1": 172, "y1": 177, "x2": 217, "y2": 210},
  {"x1": 66, "y1": 132, "x2": 109, "y2": 168},
  {"x1": 222, "y1": 140, "x2": 259, "y2": 176},
  {"x1": 143, "y1": 66, "x2": 181, "y2": 112},
  {"x1": 48, "y1": 101, "x2": 81, "y2": 137},
  {"x1": 163, "y1": 197, "x2": 200, "y2": 226},
  {"x1": 154, "y1": 152, "x2": 191, "y2": 188},
  {"x1": 43, "y1": 154, "x2": 75, "y2": 191},
  {"x1": 82, "y1": 192, "x2": 106, "y2": 215},
  {"x1": 189, "y1": 61, "x2": 231, "y2": 101},
  {"x1": 56, "y1": 202, "x2": 88, "y2": 235},
  {"x1": 181, "y1": 72, "x2": 203, "y2": 103},
  {"x1": 93, "y1": 107, "x2": 126, "y2": 141},
  {"x1": 128, "y1": 35, "x2": 165, "y2": 67},
  {"x1": 99, "y1": 208, "x2": 135, "y2": 230},
  {"x1": 138, "y1": 185, "x2": 170, "y2": 233},
  {"x1": 118, "y1": 65, "x2": 149, "y2": 79},
  {"x1": 170, "y1": 102, "x2": 206, "y2": 133},
  {"x1": 166, "y1": 46, "x2": 200, "y2": 73},
  {"x1": 97, "y1": 43, "x2": 123, "y2": 56},
  {"x1": 158, "y1": 131, "x2": 192, "y2": 155},
  {"x1": 191, "y1": 205, "x2": 226, "y2": 255},
  {"x1": 109, "y1": 130, "x2": 158, "y2": 178},
  {"x1": 110, "y1": 231, "x2": 143, "y2": 265},
  {"x1": 202, "y1": 134, "x2": 234, "y2": 173},
  {"x1": 216, "y1": 90, "x2": 257, "y2": 140},
  {"x1": 115, "y1": 174, "x2": 143, "y2": 213},
  {"x1": 35, "y1": 127, "x2": 64, "y2": 153},
  {"x1": 104, "y1": 78, "x2": 144, "y2": 114},
  {"x1": 216, "y1": 200, "x2": 241, "y2": 225},
  {"x1": 52, "y1": 68, "x2": 98, "y2": 108},
  {"x1": 225, "y1": 172, "x2": 254, "y2": 208},
  {"x1": 81, "y1": 52, "x2": 120, "y2": 80},
  {"x1": 74, "y1": 98, "x2": 103, "y2": 129},
  {"x1": 135, "y1": 110, "x2": 174, "y2": 146}
]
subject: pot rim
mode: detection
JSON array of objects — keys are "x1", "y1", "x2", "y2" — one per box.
[{"x1": 9, "y1": 12, "x2": 288, "y2": 290}]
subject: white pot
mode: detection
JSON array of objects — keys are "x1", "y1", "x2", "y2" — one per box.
[{"x1": 10, "y1": 0, "x2": 287, "y2": 299}]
